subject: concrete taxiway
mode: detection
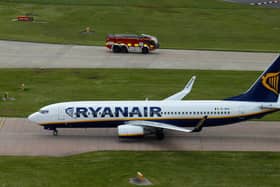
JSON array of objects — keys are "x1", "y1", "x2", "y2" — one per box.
[
  {"x1": 0, "y1": 118, "x2": 279, "y2": 156},
  {"x1": 0, "y1": 40, "x2": 278, "y2": 71}
]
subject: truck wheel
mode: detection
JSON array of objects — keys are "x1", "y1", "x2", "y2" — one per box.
[
  {"x1": 112, "y1": 45, "x2": 121, "y2": 53},
  {"x1": 120, "y1": 46, "x2": 128, "y2": 53},
  {"x1": 142, "y1": 47, "x2": 149, "y2": 54}
]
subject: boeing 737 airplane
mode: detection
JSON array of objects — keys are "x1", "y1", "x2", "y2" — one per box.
[{"x1": 28, "y1": 56, "x2": 280, "y2": 139}]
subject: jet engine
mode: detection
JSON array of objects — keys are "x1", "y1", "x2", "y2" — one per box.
[{"x1": 117, "y1": 125, "x2": 144, "y2": 138}]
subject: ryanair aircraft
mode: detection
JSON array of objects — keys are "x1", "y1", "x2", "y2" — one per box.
[{"x1": 28, "y1": 56, "x2": 280, "y2": 139}]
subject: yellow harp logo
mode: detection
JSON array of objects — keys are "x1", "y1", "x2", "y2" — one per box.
[{"x1": 261, "y1": 72, "x2": 280, "y2": 95}]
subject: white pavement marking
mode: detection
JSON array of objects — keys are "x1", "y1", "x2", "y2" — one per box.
[
  {"x1": 0, "y1": 40, "x2": 278, "y2": 70},
  {"x1": 0, "y1": 118, "x2": 5, "y2": 130}
]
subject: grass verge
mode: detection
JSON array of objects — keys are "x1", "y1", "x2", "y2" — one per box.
[
  {"x1": 0, "y1": 0, "x2": 280, "y2": 51},
  {"x1": 0, "y1": 68, "x2": 279, "y2": 120},
  {"x1": 0, "y1": 151, "x2": 280, "y2": 187}
]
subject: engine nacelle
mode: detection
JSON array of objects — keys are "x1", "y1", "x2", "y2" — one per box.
[{"x1": 118, "y1": 125, "x2": 144, "y2": 138}]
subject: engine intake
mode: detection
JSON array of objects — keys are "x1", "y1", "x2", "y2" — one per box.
[{"x1": 118, "y1": 125, "x2": 144, "y2": 138}]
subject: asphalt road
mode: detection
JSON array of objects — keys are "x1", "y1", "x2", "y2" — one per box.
[
  {"x1": 0, "y1": 40, "x2": 278, "y2": 71},
  {"x1": 0, "y1": 118, "x2": 279, "y2": 156}
]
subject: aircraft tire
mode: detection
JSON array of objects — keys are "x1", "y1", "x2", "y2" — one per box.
[
  {"x1": 156, "y1": 129, "x2": 165, "y2": 140},
  {"x1": 53, "y1": 129, "x2": 58, "y2": 136}
]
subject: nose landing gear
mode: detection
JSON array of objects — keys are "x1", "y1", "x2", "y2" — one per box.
[{"x1": 53, "y1": 129, "x2": 58, "y2": 136}]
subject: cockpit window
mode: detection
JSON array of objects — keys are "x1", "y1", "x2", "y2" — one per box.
[
  {"x1": 39, "y1": 110, "x2": 49, "y2": 114},
  {"x1": 148, "y1": 40, "x2": 156, "y2": 46}
]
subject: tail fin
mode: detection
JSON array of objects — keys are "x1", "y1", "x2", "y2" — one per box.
[{"x1": 226, "y1": 55, "x2": 280, "y2": 102}]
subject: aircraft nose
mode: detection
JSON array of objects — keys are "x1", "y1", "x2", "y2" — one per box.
[{"x1": 28, "y1": 112, "x2": 40, "y2": 123}]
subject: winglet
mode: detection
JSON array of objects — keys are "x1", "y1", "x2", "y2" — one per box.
[
  {"x1": 191, "y1": 116, "x2": 207, "y2": 133},
  {"x1": 164, "y1": 76, "x2": 196, "y2": 101}
]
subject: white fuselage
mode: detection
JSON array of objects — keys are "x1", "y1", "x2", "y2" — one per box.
[{"x1": 28, "y1": 100, "x2": 275, "y2": 129}]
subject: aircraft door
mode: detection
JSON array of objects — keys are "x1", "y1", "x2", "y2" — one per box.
[
  {"x1": 238, "y1": 106, "x2": 245, "y2": 120},
  {"x1": 58, "y1": 107, "x2": 65, "y2": 120}
]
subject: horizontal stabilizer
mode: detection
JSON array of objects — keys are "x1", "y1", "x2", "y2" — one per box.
[
  {"x1": 261, "y1": 104, "x2": 280, "y2": 109},
  {"x1": 164, "y1": 76, "x2": 196, "y2": 101}
]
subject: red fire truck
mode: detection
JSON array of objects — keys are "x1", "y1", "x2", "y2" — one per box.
[
  {"x1": 106, "y1": 34, "x2": 159, "y2": 54},
  {"x1": 17, "y1": 16, "x2": 34, "y2": 22}
]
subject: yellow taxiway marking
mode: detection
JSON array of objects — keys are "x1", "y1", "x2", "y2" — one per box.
[{"x1": 0, "y1": 118, "x2": 6, "y2": 130}]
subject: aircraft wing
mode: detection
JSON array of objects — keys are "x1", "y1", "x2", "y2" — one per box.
[
  {"x1": 125, "y1": 116, "x2": 207, "y2": 133},
  {"x1": 164, "y1": 76, "x2": 196, "y2": 101}
]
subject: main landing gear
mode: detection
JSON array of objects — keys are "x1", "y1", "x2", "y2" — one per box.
[{"x1": 155, "y1": 129, "x2": 165, "y2": 140}]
